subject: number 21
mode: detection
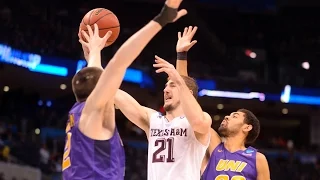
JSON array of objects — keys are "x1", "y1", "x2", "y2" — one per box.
[{"x1": 152, "y1": 138, "x2": 175, "y2": 163}]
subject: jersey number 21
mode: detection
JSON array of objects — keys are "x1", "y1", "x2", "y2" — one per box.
[{"x1": 152, "y1": 137, "x2": 175, "y2": 163}]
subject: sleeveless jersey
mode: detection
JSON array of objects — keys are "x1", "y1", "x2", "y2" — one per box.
[
  {"x1": 202, "y1": 143, "x2": 257, "y2": 180},
  {"x1": 147, "y1": 112, "x2": 209, "y2": 180},
  {"x1": 62, "y1": 102, "x2": 125, "y2": 180}
]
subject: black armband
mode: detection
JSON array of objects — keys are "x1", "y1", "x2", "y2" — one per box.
[
  {"x1": 153, "y1": 4, "x2": 177, "y2": 27},
  {"x1": 177, "y1": 51, "x2": 187, "y2": 60}
]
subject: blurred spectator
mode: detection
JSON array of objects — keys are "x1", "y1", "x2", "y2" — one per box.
[{"x1": 40, "y1": 144, "x2": 50, "y2": 165}]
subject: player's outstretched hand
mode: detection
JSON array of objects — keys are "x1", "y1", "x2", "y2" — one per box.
[
  {"x1": 78, "y1": 28, "x2": 89, "y2": 60},
  {"x1": 153, "y1": 55, "x2": 184, "y2": 84},
  {"x1": 176, "y1": 26, "x2": 198, "y2": 52},
  {"x1": 165, "y1": 0, "x2": 187, "y2": 22},
  {"x1": 79, "y1": 24, "x2": 112, "y2": 52}
]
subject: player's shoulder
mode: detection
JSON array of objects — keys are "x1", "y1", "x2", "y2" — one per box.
[
  {"x1": 203, "y1": 111, "x2": 211, "y2": 119},
  {"x1": 256, "y1": 152, "x2": 267, "y2": 162},
  {"x1": 143, "y1": 106, "x2": 158, "y2": 117},
  {"x1": 149, "y1": 111, "x2": 164, "y2": 120},
  {"x1": 256, "y1": 152, "x2": 270, "y2": 179},
  {"x1": 203, "y1": 111, "x2": 212, "y2": 124}
]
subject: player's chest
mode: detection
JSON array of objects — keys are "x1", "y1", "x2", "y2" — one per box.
[
  {"x1": 210, "y1": 155, "x2": 256, "y2": 179},
  {"x1": 149, "y1": 119, "x2": 193, "y2": 144},
  {"x1": 149, "y1": 118, "x2": 194, "y2": 144}
]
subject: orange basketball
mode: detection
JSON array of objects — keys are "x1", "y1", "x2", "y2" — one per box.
[{"x1": 80, "y1": 8, "x2": 120, "y2": 47}]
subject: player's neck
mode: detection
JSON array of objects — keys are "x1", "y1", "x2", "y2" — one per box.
[
  {"x1": 224, "y1": 137, "x2": 246, "y2": 153},
  {"x1": 165, "y1": 107, "x2": 184, "y2": 121}
]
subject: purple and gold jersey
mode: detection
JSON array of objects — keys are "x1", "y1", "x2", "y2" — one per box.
[
  {"x1": 62, "y1": 102, "x2": 125, "y2": 180},
  {"x1": 202, "y1": 143, "x2": 257, "y2": 180}
]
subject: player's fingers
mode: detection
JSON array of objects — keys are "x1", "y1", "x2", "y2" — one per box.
[
  {"x1": 81, "y1": 30, "x2": 90, "y2": 42},
  {"x1": 153, "y1": 63, "x2": 161, "y2": 68},
  {"x1": 155, "y1": 55, "x2": 170, "y2": 64},
  {"x1": 79, "y1": 39, "x2": 88, "y2": 47},
  {"x1": 173, "y1": 9, "x2": 188, "y2": 22},
  {"x1": 183, "y1": 27, "x2": 188, "y2": 37},
  {"x1": 153, "y1": 63, "x2": 168, "y2": 68},
  {"x1": 86, "y1": 25, "x2": 94, "y2": 37},
  {"x1": 189, "y1": 40, "x2": 197, "y2": 47},
  {"x1": 103, "y1": 31, "x2": 113, "y2": 40},
  {"x1": 190, "y1": 26, "x2": 198, "y2": 37},
  {"x1": 155, "y1": 67, "x2": 167, "y2": 73},
  {"x1": 78, "y1": 29, "x2": 82, "y2": 40},
  {"x1": 187, "y1": 26, "x2": 193, "y2": 35},
  {"x1": 178, "y1": 32, "x2": 182, "y2": 39},
  {"x1": 93, "y1": 24, "x2": 99, "y2": 36},
  {"x1": 153, "y1": 61, "x2": 171, "y2": 68}
]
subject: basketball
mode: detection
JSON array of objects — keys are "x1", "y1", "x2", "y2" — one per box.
[{"x1": 80, "y1": 8, "x2": 120, "y2": 47}]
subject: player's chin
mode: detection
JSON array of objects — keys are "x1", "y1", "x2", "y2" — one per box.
[
  {"x1": 218, "y1": 127, "x2": 228, "y2": 135},
  {"x1": 163, "y1": 101, "x2": 171, "y2": 107},
  {"x1": 163, "y1": 104, "x2": 172, "y2": 111}
]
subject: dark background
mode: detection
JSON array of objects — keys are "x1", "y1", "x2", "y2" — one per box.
[{"x1": 0, "y1": 0, "x2": 320, "y2": 179}]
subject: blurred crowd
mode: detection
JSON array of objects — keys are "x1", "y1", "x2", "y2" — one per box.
[
  {"x1": 1, "y1": 0, "x2": 320, "y2": 87},
  {"x1": 1, "y1": 0, "x2": 320, "y2": 180}
]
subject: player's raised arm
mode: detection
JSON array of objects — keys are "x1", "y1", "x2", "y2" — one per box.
[
  {"x1": 78, "y1": 29, "x2": 103, "y2": 69},
  {"x1": 175, "y1": 26, "x2": 198, "y2": 76},
  {"x1": 174, "y1": 27, "x2": 223, "y2": 153},
  {"x1": 115, "y1": 90, "x2": 157, "y2": 132},
  {"x1": 84, "y1": 0, "x2": 187, "y2": 111},
  {"x1": 153, "y1": 56, "x2": 211, "y2": 142}
]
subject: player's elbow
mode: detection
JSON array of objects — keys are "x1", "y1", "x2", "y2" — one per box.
[{"x1": 191, "y1": 113, "x2": 211, "y2": 134}]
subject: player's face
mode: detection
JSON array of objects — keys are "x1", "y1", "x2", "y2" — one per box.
[
  {"x1": 218, "y1": 111, "x2": 246, "y2": 138},
  {"x1": 163, "y1": 80, "x2": 180, "y2": 112}
]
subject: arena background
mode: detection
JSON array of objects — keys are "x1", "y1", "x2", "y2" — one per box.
[{"x1": 0, "y1": 0, "x2": 320, "y2": 179}]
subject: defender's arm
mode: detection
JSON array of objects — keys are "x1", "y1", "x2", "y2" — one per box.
[
  {"x1": 154, "y1": 56, "x2": 211, "y2": 145},
  {"x1": 115, "y1": 90, "x2": 157, "y2": 132},
  {"x1": 207, "y1": 128, "x2": 222, "y2": 154},
  {"x1": 85, "y1": 21, "x2": 162, "y2": 111},
  {"x1": 175, "y1": 26, "x2": 198, "y2": 76},
  {"x1": 176, "y1": 59, "x2": 188, "y2": 76},
  {"x1": 178, "y1": 84, "x2": 212, "y2": 136}
]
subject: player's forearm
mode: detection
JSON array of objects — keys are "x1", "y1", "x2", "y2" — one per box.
[
  {"x1": 87, "y1": 49, "x2": 102, "y2": 69},
  {"x1": 87, "y1": 21, "x2": 162, "y2": 108},
  {"x1": 114, "y1": 90, "x2": 150, "y2": 131},
  {"x1": 112, "y1": 21, "x2": 162, "y2": 69},
  {"x1": 177, "y1": 81, "x2": 205, "y2": 127},
  {"x1": 176, "y1": 60, "x2": 188, "y2": 76}
]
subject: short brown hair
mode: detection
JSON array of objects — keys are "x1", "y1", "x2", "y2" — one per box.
[
  {"x1": 181, "y1": 75, "x2": 198, "y2": 99},
  {"x1": 237, "y1": 108, "x2": 260, "y2": 144},
  {"x1": 72, "y1": 67, "x2": 103, "y2": 102}
]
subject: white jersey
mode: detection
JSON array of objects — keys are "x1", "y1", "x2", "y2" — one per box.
[{"x1": 147, "y1": 112, "x2": 209, "y2": 180}]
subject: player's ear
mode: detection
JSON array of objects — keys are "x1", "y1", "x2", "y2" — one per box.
[
  {"x1": 243, "y1": 124, "x2": 252, "y2": 132},
  {"x1": 189, "y1": 90, "x2": 193, "y2": 96}
]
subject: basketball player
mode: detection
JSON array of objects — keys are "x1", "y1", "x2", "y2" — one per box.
[
  {"x1": 62, "y1": 0, "x2": 187, "y2": 179},
  {"x1": 114, "y1": 29, "x2": 211, "y2": 180},
  {"x1": 175, "y1": 57, "x2": 270, "y2": 179},
  {"x1": 200, "y1": 110, "x2": 270, "y2": 180}
]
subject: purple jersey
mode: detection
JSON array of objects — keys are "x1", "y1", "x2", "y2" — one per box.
[
  {"x1": 202, "y1": 143, "x2": 257, "y2": 180},
  {"x1": 62, "y1": 102, "x2": 125, "y2": 180}
]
